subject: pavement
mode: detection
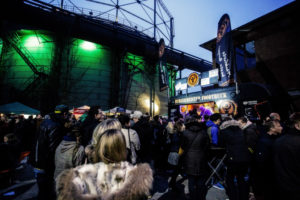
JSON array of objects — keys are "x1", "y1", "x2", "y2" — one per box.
[{"x1": 0, "y1": 162, "x2": 228, "y2": 200}]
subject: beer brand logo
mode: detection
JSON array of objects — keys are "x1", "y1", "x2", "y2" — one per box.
[{"x1": 187, "y1": 72, "x2": 199, "y2": 87}]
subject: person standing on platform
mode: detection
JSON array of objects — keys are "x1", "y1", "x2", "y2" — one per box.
[{"x1": 32, "y1": 105, "x2": 69, "y2": 200}]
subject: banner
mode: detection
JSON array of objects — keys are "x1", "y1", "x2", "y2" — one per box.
[
  {"x1": 158, "y1": 39, "x2": 169, "y2": 91},
  {"x1": 216, "y1": 14, "x2": 234, "y2": 87}
]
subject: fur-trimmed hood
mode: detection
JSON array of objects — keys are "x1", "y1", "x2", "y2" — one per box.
[
  {"x1": 241, "y1": 120, "x2": 253, "y2": 130},
  {"x1": 220, "y1": 120, "x2": 241, "y2": 130},
  {"x1": 56, "y1": 162, "x2": 153, "y2": 200}
]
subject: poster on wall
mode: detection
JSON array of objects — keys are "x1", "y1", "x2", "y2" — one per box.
[{"x1": 216, "y1": 14, "x2": 235, "y2": 87}]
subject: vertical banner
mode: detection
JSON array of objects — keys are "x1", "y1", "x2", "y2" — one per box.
[
  {"x1": 216, "y1": 14, "x2": 234, "y2": 87},
  {"x1": 158, "y1": 38, "x2": 169, "y2": 91}
]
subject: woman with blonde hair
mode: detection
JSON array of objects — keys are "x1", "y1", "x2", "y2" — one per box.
[
  {"x1": 91, "y1": 118, "x2": 122, "y2": 146},
  {"x1": 85, "y1": 119, "x2": 122, "y2": 163},
  {"x1": 56, "y1": 129, "x2": 153, "y2": 200}
]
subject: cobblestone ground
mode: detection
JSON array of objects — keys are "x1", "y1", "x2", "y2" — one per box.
[{"x1": 0, "y1": 164, "x2": 228, "y2": 200}]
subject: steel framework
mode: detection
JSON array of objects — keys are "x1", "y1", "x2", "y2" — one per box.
[{"x1": 41, "y1": 0, "x2": 174, "y2": 47}]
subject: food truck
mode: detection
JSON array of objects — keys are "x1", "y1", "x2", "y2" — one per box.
[{"x1": 169, "y1": 69, "x2": 290, "y2": 121}]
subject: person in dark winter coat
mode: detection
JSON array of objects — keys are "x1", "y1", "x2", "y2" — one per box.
[
  {"x1": 273, "y1": 112, "x2": 300, "y2": 200},
  {"x1": 150, "y1": 115, "x2": 165, "y2": 170},
  {"x1": 237, "y1": 116, "x2": 258, "y2": 155},
  {"x1": 168, "y1": 120, "x2": 185, "y2": 190},
  {"x1": 32, "y1": 105, "x2": 69, "y2": 200},
  {"x1": 181, "y1": 117, "x2": 210, "y2": 200},
  {"x1": 80, "y1": 106, "x2": 102, "y2": 147},
  {"x1": 253, "y1": 119, "x2": 282, "y2": 200},
  {"x1": 132, "y1": 115, "x2": 154, "y2": 165},
  {"x1": 219, "y1": 119, "x2": 251, "y2": 200},
  {"x1": 237, "y1": 116, "x2": 258, "y2": 195}
]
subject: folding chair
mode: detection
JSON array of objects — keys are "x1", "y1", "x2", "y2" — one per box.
[{"x1": 205, "y1": 147, "x2": 227, "y2": 187}]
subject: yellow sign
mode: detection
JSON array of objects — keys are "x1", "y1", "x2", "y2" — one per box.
[{"x1": 187, "y1": 72, "x2": 199, "y2": 87}]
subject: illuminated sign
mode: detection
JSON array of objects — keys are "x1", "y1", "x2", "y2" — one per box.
[
  {"x1": 201, "y1": 69, "x2": 219, "y2": 86},
  {"x1": 175, "y1": 92, "x2": 228, "y2": 104},
  {"x1": 187, "y1": 72, "x2": 199, "y2": 87},
  {"x1": 175, "y1": 78, "x2": 187, "y2": 91}
]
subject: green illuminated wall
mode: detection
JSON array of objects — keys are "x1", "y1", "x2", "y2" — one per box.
[
  {"x1": 0, "y1": 39, "x2": 2, "y2": 56},
  {"x1": 124, "y1": 53, "x2": 168, "y2": 115},
  {"x1": 63, "y1": 39, "x2": 112, "y2": 108},
  {"x1": 1, "y1": 30, "x2": 53, "y2": 93},
  {"x1": 0, "y1": 30, "x2": 168, "y2": 114}
]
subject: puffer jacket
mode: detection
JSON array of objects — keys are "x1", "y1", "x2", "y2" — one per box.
[
  {"x1": 54, "y1": 136, "x2": 85, "y2": 179},
  {"x1": 56, "y1": 161, "x2": 153, "y2": 200},
  {"x1": 219, "y1": 120, "x2": 251, "y2": 163},
  {"x1": 181, "y1": 122, "x2": 210, "y2": 176}
]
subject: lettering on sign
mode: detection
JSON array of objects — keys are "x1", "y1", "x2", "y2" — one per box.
[{"x1": 175, "y1": 92, "x2": 228, "y2": 104}]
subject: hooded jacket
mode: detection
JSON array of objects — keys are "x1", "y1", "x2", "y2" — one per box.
[
  {"x1": 54, "y1": 136, "x2": 85, "y2": 179},
  {"x1": 206, "y1": 120, "x2": 219, "y2": 146},
  {"x1": 56, "y1": 162, "x2": 153, "y2": 200},
  {"x1": 220, "y1": 120, "x2": 251, "y2": 163}
]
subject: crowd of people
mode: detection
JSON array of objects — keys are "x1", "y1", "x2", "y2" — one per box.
[{"x1": 0, "y1": 105, "x2": 299, "y2": 200}]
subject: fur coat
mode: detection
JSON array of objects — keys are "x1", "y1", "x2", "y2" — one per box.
[{"x1": 56, "y1": 161, "x2": 153, "y2": 200}]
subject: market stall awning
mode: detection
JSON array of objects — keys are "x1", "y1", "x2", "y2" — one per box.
[{"x1": 0, "y1": 102, "x2": 40, "y2": 115}]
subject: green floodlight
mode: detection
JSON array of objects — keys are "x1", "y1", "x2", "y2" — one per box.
[
  {"x1": 24, "y1": 36, "x2": 43, "y2": 47},
  {"x1": 81, "y1": 41, "x2": 96, "y2": 50}
]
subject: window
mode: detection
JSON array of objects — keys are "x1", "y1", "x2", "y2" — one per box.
[{"x1": 235, "y1": 41, "x2": 256, "y2": 71}]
